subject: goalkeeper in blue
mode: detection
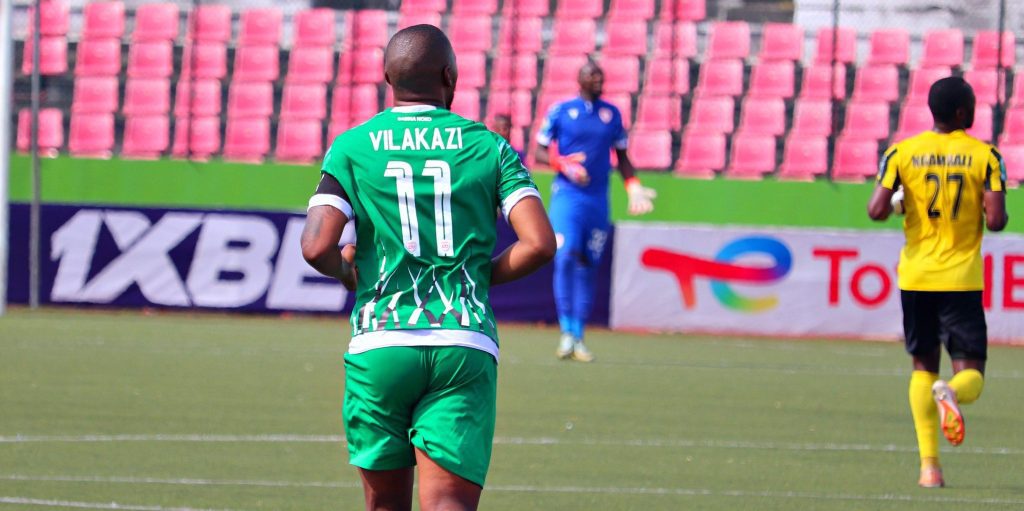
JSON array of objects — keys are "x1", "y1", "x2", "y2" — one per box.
[{"x1": 535, "y1": 61, "x2": 656, "y2": 362}]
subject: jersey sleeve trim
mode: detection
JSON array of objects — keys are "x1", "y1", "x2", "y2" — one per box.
[
  {"x1": 501, "y1": 187, "x2": 542, "y2": 221},
  {"x1": 987, "y1": 147, "x2": 1007, "y2": 192},
  {"x1": 877, "y1": 147, "x2": 900, "y2": 189},
  {"x1": 308, "y1": 194, "x2": 353, "y2": 218},
  {"x1": 535, "y1": 102, "x2": 563, "y2": 146}
]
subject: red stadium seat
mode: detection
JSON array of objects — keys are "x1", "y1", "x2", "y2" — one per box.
[
  {"x1": 1010, "y1": 74, "x2": 1024, "y2": 108},
  {"x1": 122, "y1": 115, "x2": 170, "y2": 159},
  {"x1": 398, "y1": 11, "x2": 442, "y2": 30},
  {"x1": 74, "y1": 38, "x2": 121, "y2": 76},
  {"x1": 401, "y1": 0, "x2": 447, "y2": 13},
  {"x1": 172, "y1": 116, "x2": 220, "y2": 159},
  {"x1": 336, "y1": 48, "x2": 383, "y2": 84},
  {"x1": 608, "y1": 0, "x2": 655, "y2": 20},
  {"x1": 1001, "y1": 108, "x2": 1024, "y2": 145},
  {"x1": 604, "y1": 19, "x2": 648, "y2": 56},
  {"x1": 654, "y1": 21, "x2": 697, "y2": 58},
  {"x1": 350, "y1": 10, "x2": 389, "y2": 49},
  {"x1": 696, "y1": 59, "x2": 744, "y2": 97},
  {"x1": 281, "y1": 83, "x2": 327, "y2": 120},
  {"x1": 832, "y1": 138, "x2": 879, "y2": 181},
  {"x1": 603, "y1": 93, "x2": 633, "y2": 127},
  {"x1": 187, "y1": 4, "x2": 231, "y2": 42},
  {"x1": 842, "y1": 101, "x2": 891, "y2": 140},
  {"x1": 707, "y1": 21, "x2": 750, "y2": 60},
  {"x1": 662, "y1": 0, "x2": 706, "y2": 22},
  {"x1": 82, "y1": 1, "x2": 125, "y2": 39},
  {"x1": 456, "y1": 52, "x2": 488, "y2": 89},
  {"x1": 676, "y1": 131, "x2": 725, "y2": 178},
  {"x1": 331, "y1": 84, "x2": 380, "y2": 123},
  {"x1": 759, "y1": 23, "x2": 803, "y2": 62},
  {"x1": 72, "y1": 76, "x2": 119, "y2": 114},
  {"x1": 69, "y1": 112, "x2": 114, "y2": 158},
  {"x1": 502, "y1": 0, "x2": 550, "y2": 18},
  {"x1": 453, "y1": 0, "x2": 498, "y2": 15},
  {"x1": 791, "y1": 99, "x2": 833, "y2": 136},
  {"x1": 448, "y1": 15, "x2": 493, "y2": 52},
  {"x1": 497, "y1": 17, "x2": 543, "y2": 53},
  {"x1": 688, "y1": 96, "x2": 735, "y2": 134},
  {"x1": 727, "y1": 133, "x2": 777, "y2": 178},
  {"x1": 275, "y1": 119, "x2": 324, "y2": 163},
  {"x1": 967, "y1": 103, "x2": 994, "y2": 142},
  {"x1": 174, "y1": 78, "x2": 221, "y2": 117},
  {"x1": 293, "y1": 9, "x2": 336, "y2": 47},
  {"x1": 288, "y1": 46, "x2": 335, "y2": 84},
  {"x1": 180, "y1": 42, "x2": 227, "y2": 80},
  {"x1": 738, "y1": 97, "x2": 786, "y2": 136},
  {"x1": 132, "y1": 3, "x2": 179, "y2": 41},
  {"x1": 16, "y1": 108, "x2": 63, "y2": 154},
  {"x1": 239, "y1": 8, "x2": 283, "y2": 46},
  {"x1": 868, "y1": 28, "x2": 910, "y2": 66},
  {"x1": 224, "y1": 117, "x2": 271, "y2": 162},
  {"x1": 748, "y1": 61, "x2": 795, "y2": 98},
  {"x1": 491, "y1": 54, "x2": 538, "y2": 90},
  {"x1": 27, "y1": 1, "x2": 70, "y2": 36},
  {"x1": 800, "y1": 64, "x2": 846, "y2": 99},
  {"x1": 555, "y1": 0, "x2": 604, "y2": 19},
  {"x1": 127, "y1": 40, "x2": 172, "y2": 78},
  {"x1": 852, "y1": 65, "x2": 900, "y2": 103},
  {"x1": 451, "y1": 88, "x2": 481, "y2": 120},
  {"x1": 814, "y1": 27, "x2": 857, "y2": 64},
  {"x1": 628, "y1": 130, "x2": 672, "y2": 170},
  {"x1": 894, "y1": 103, "x2": 932, "y2": 142},
  {"x1": 21, "y1": 36, "x2": 67, "y2": 76},
  {"x1": 1000, "y1": 144, "x2": 1024, "y2": 184},
  {"x1": 543, "y1": 55, "x2": 588, "y2": 91},
  {"x1": 233, "y1": 45, "x2": 280, "y2": 83},
  {"x1": 123, "y1": 78, "x2": 170, "y2": 115},
  {"x1": 644, "y1": 57, "x2": 689, "y2": 95},
  {"x1": 778, "y1": 134, "x2": 828, "y2": 180},
  {"x1": 971, "y1": 31, "x2": 1015, "y2": 69},
  {"x1": 486, "y1": 89, "x2": 533, "y2": 128},
  {"x1": 921, "y1": 29, "x2": 964, "y2": 69},
  {"x1": 549, "y1": 19, "x2": 597, "y2": 55},
  {"x1": 635, "y1": 94, "x2": 681, "y2": 131},
  {"x1": 906, "y1": 67, "x2": 953, "y2": 104},
  {"x1": 964, "y1": 69, "x2": 1006, "y2": 106},
  {"x1": 601, "y1": 56, "x2": 640, "y2": 93},
  {"x1": 228, "y1": 82, "x2": 274, "y2": 118}
]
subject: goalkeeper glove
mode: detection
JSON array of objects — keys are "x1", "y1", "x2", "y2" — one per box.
[
  {"x1": 890, "y1": 186, "x2": 905, "y2": 215},
  {"x1": 625, "y1": 177, "x2": 656, "y2": 216},
  {"x1": 553, "y1": 152, "x2": 590, "y2": 186}
]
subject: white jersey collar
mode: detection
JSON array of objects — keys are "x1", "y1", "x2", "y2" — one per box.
[{"x1": 391, "y1": 104, "x2": 440, "y2": 113}]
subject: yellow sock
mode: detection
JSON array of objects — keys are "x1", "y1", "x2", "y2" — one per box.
[
  {"x1": 910, "y1": 370, "x2": 940, "y2": 461},
  {"x1": 949, "y1": 368, "x2": 984, "y2": 404}
]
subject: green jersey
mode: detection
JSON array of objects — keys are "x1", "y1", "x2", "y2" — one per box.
[{"x1": 320, "y1": 105, "x2": 539, "y2": 356}]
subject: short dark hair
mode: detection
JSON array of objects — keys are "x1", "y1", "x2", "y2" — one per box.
[
  {"x1": 928, "y1": 77, "x2": 975, "y2": 124},
  {"x1": 493, "y1": 113, "x2": 511, "y2": 124}
]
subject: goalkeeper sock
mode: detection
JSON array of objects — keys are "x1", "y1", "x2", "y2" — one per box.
[
  {"x1": 949, "y1": 368, "x2": 984, "y2": 404},
  {"x1": 910, "y1": 370, "x2": 940, "y2": 461}
]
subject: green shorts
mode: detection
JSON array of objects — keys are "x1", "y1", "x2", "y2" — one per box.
[{"x1": 342, "y1": 345, "x2": 497, "y2": 487}]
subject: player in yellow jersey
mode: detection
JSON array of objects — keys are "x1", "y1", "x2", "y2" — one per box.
[{"x1": 868, "y1": 77, "x2": 1009, "y2": 489}]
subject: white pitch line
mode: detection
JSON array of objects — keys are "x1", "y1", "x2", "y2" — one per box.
[
  {"x1": 0, "y1": 496, "x2": 240, "y2": 511},
  {"x1": 0, "y1": 475, "x2": 361, "y2": 490}
]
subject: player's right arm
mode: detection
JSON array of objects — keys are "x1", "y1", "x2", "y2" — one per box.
[
  {"x1": 533, "y1": 103, "x2": 558, "y2": 167},
  {"x1": 984, "y1": 148, "x2": 1009, "y2": 232},
  {"x1": 868, "y1": 146, "x2": 901, "y2": 221}
]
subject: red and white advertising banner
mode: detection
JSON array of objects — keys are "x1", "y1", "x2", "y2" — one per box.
[{"x1": 611, "y1": 223, "x2": 1024, "y2": 344}]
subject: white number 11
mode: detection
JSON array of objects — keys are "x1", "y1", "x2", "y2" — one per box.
[{"x1": 384, "y1": 160, "x2": 454, "y2": 258}]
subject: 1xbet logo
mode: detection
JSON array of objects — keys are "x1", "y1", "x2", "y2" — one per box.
[{"x1": 641, "y1": 237, "x2": 793, "y2": 312}]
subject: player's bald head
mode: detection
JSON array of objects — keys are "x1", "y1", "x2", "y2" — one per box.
[
  {"x1": 577, "y1": 60, "x2": 604, "y2": 99},
  {"x1": 384, "y1": 25, "x2": 457, "y2": 106}
]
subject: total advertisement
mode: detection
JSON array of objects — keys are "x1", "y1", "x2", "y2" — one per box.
[{"x1": 611, "y1": 223, "x2": 1024, "y2": 343}]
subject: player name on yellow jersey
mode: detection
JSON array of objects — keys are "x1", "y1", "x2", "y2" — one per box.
[
  {"x1": 368, "y1": 127, "x2": 464, "y2": 152},
  {"x1": 910, "y1": 154, "x2": 973, "y2": 168}
]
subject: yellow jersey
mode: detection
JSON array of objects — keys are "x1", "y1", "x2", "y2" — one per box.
[{"x1": 878, "y1": 130, "x2": 1006, "y2": 291}]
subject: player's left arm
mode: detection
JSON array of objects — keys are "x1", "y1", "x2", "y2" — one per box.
[
  {"x1": 868, "y1": 146, "x2": 900, "y2": 220},
  {"x1": 301, "y1": 173, "x2": 357, "y2": 290},
  {"x1": 613, "y1": 123, "x2": 656, "y2": 216},
  {"x1": 984, "y1": 148, "x2": 1009, "y2": 231}
]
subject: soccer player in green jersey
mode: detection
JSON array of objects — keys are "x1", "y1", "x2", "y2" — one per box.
[{"x1": 301, "y1": 25, "x2": 556, "y2": 511}]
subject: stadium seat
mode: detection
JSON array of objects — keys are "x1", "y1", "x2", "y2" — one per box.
[
  {"x1": 852, "y1": 65, "x2": 900, "y2": 103},
  {"x1": 456, "y1": 52, "x2": 488, "y2": 89},
  {"x1": 662, "y1": 0, "x2": 706, "y2": 21},
  {"x1": 228, "y1": 82, "x2": 274, "y2": 118},
  {"x1": 336, "y1": 48, "x2": 383, "y2": 84},
  {"x1": 738, "y1": 97, "x2": 786, "y2": 136},
  {"x1": 676, "y1": 131, "x2": 725, "y2": 178},
  {"x1": 644, "y1": 57, "x2": 689, "y2": 95},
  {"x1": 350, "y1": 10, "x2": 390, "y2": 49},
  {"x1": 654, "y1": 21, "x2": 697, "y2": 58},
  {"x1": 814, "y1": 27, "x2": 857, "y2": 64},
  {"x1": 791, "y1": 99, "x2": 833, "y2": 136},
  {"x1": 778, "y1": 134, "x2": 828, "y2": 180},
  {"x1": 905, "y1": 67, "x2": 953, "y2": 104},
  {"x1": 535, "y1": 89, "x2": 576, "y2": 125},
  {"x1": 21, "y1": 36, "x2": 67, "y2": 75},
  {"x1": 971, "y1": 31, "x2": 1016, "y2": 69},
  {"x1": 448, "y1": 15, "x2": 493, "y2": 52},
  {"x1": 288, "y1": 46, "x2": 336, "y2": 84},
  {"x1": 223, "y1": 117, "x2": 271, "y2": 162},
  {"x1": 502, "y1": 0, "x2": 549, "y2": 17},
  {"x1": 491, "y1": 54, "x2": 538, "y2": 90},
  {"x1": 16, "y1": 108, "x2": 64, "y2": 154},
  {"x1": 122, "y1": 78, "x2": 170, "y2": 115},
  {"x1": 27, "y1": 1, "x2": 70, "y2": 36},
  {"x1": 707, "y1": 21, "x2": 750, "y2": 60},
  {"x1": 555, "y1": 0, "x2": 604, "y2": 19},
  {"x1": 603, "y1": 20, "x2": 648, "y2": 56},
  {"x1": 486, "y1": 89, "x2": 533, "y2": 128},
  {"x1": 543, "y1": 55, "x2": 588, "y2": 91},
  {"x1": 1001, "y1": 108, "x2": 1024, "y2": 145},
  {"x1": 635, "y1": 94, "x2": 681, "y2": 131},
  {"x1": 452, "y1": 0, "x2": 498, "y2": 15},
  {"x1": 696, "y1": 59, "x2": 744, "y2": 97},
  {"x1": 172, "y1": 116, "x2": 220, "y2": 159},
  {"x1": 233, "y1": 45, "x2": 280, "y2": 83},
  {"x1": 187, "y1": 4, "x2": 231, "y2": 42},
  {"x1": 868, "y1": 28, "x2": 910, "y2": 66},
  {"x1": 627, "y1": 130, "x2": 672, "y2": 170},
  {"x1": 74, "y1": 38, "x2": 121, "y2": 76},
  {"x1": 180, "y1": 42, "x2": 227, "y2": 80},
  {"x1": 132, "y1": 3, "x2": 179, "y2": 41},
  {"x1": 121, "y1": 115, "x2": 170, "y2": 159},
  {"x1": 1010, "y1": 74, "x2": 1024, "y2": 108},
  {"x1": 601, "y1": 56, "x2": 640, "y2": 93},
  {"x1": 608, "y1": 0, "x2": 655, "y2": 20},
  {"x1": 727, "y1": 133, "x2": 777, "y2": 178},
  {"x1": 331, "y1": 84, "x2": 380, "y2": 124},
  {"x1": 832, "y1": 138, "x2": 879, "y2": 181},
  {"x1": 127, "y1": 40, "x2": 172, "y2": 78},
  {"x1": 999, "y1": 144, "x2": 1024, "y2": 183},
  {"x1": 275, "y1": 119, "x2": 324, "y2": 163},
  {"x1": 603, "y1": 93, "x2": 633, "y2": 127},
  {"x1": 72, "y1": 76, "x2": 119, "y2": 114},
  {"x1": 967, "y1": 104, "x2": 994, "y2": 142},
  {"x1": 688, "y1": 96, "x2": 735, "y2": 134},
  {"x1": 549, "y1": 19, "x2": 597, "y2": 55},
  {"x1": 800, "y1": 64, "x2": 846, "y2": 99},
  {"x1": 748, "y1": 61, "x2": 796, "y2": 98},
  {"x1": 921, "y1": 29, "x2": 964, "y2": 69},
  {"x1": 964, "y1": 69, "x2": 1006, "y2": 106},
  {"x1": 82, "y1": 1, "x2": 125, "y2": 39},
  {"x1": 239, "y1": 8, "x2": 283, "y2": 46},
  {"x1": 451, "y1": 88, "x2": 481, "y2": 120},
  {"x1": 894, "y1": 103, "x2": 932, "y2": 142},
  {"x1": 292, "y1": 9, "x2": 336, "y2": 48},
  {"x1": 281, "y1": 83, "x2": 327, "y2": 120},
  {"x1": 842, "y1": 101, "x2": 891, "y2": 140},
  {"x1": 401, "y1": 0, "x2": 447, "y2": 13},
  {"x1": 398, "y1": 11, "x2": 442, "y2": 30},
  {"x1": 759, "y1": 23, "x2": 803, "y2": 62},
  {"x1": 497, "y1": 17, "x2": 543, "y2": 53},
  {"x1": 69, "y1": 112, "x2": 115, "y2": 157},
  {"x1": 174, "y1": 78, "x2": 221, "y2": 117}
]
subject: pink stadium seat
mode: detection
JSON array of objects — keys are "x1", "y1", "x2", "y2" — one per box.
[
  {"x1": 791, "y1": 99, "x2": 833, "y2": 136},
  {"x1": 293, "y1": 9, "x2": 336, "y2": 47},
  {"x1": 628, "y1": 130, "x2": 672, "y2": 170},
  {"x1": 662, "y1": 0, "x2": 706, "y2": 22},
  {"x1": 82, "y1": 1, "x2": 125, "y2": 39},
  {"x1": 676, "y1": 131, "x2": 725, "y2": 178},
  {"x1": 853, "y1": 65, "x2": 900, "y2": 103},
  {"x1": 69, "y1": 112, "x2": 114, "y2": 157},
  {"x1": 122, "y1": 78, "x2": 170, "y2": 115},
  {"x1": 498, "y1": 17, "x2": 543, "y2": 53},
  {"x1": 778, "y1": 134, "x2": 828, "y2": 180},
  {"x1": 275, "y1": 119, "x2": 324, "y2": 163},
  {"x1": 336, "y1": 48, "x2": 383, "y2": 84},
  {"x1": 555, "y1": 0, "x2": 604, "y2": 19},
  {"x1": 707, "y1": 21, "x2": 750, "y2": 60},
  {"x1": 224, "y1": 117, "x2": 271, "y2": 162},
  {"x1": 842, "y1": 101, "x2": 891, "y2": 140},
  {"x1": 967, "y1": 104, "x2": 993, "y2": 142},
  {"x1": 448, "y1": 15, "x2": 493, "y2": 52},
  {"x1": 906, "y1": 67, "x2": 953, "y2": 104},
  {"x1": 601, "y1": 56, "x2": 640, "y2": 93},
  {"x1": 603, "y1": 93, "x2": 633, "y2": 127},
  {"x1": 1010, "y1": 74, "x2": 1024, "y2": 108},
  {"x1": 604, "y1": 19, "x2": 648, "y2": 56},
  {"x1": 181, "y1": 42, "x2": 227, "y2": 80},
  {"x1": 894, "y1": 103, "x2": 932, "y2": 142},
  {"x1": 281, "y1": 83, "x2": 327, "y2": 120},
  {"x1": 228, "y1": 82, "x2": 274, "y2": 118},
  {"x1": 398, "y1": 11, "x2": 442, "y2": 30},
  {"x1": 72, "y1": 76, "x2": 119, "y2": 114},
  {"x1": 696, "y1": 59, "x2": 744, "y2": 97},
  {"x1": 187, "y1": 4, "x2": 231, "y2": 42},
  {"x1": 635, "y1": 94, "x2": 681, "y2": 131},
  {"x1": 16, "y1": 108, "x2": 63, "y2": 154},
  {"x1": 1001, "y1": 108, "x2": 1024, "y2": 145},
  {"x1": 832, "y1": 138, "x2": 879, "y2": 181},
  {"x1": 535, "y1": 90, "x2": 575, "y2": 126},
  {"x1": 451, "y1": 88, "x2": 481, "y2": 120},
  {"x1": 738, "y1": 97, "x2": 786, "y2": 136},
  {"x1": 543, "y1": 55, "x2": 588, "y2": 91},
  {"x1": 132, "y1": 3, "x2": 179, "y2": 41},
  {"x1": 174, "y1": 78, "x2": 221, "y2": 117},
  {"x1": 233, "y1": 45, "x2": 280, "y2": 82},
  {"x1": 122, "y1": 115, "x2": 170, "y2": 159},
  {"x1": 239, "y1": 8, "x2": 282, "y2": 46},
  {"x1": 74, "y1": 38, "x2": 121, "y2": 76},
  {"x1": 1000, "y1": 144, "x2": 1024, "y2": 184},
  {"x1": 172, "y1": 116, "x2": 220, "y2": 159},
  {"x1": 401, "y1": 0, "x2": 447, "y2": 13},
  {"x1": 502, "y1": 0, "x2": 549, "y2": 17},
  {"x1": 748, "y1": 61, "x2": 795, "y2": 98},
  {"x1": 27, "y1": 1, "x2": 69, "y2": 36},
  {"x1": 868, "y1": 28, "x2": 910, "y2": 66},
  {"x1": 609, "y1": 0, "x2": 655, "y2": 20},
  {"x1": 971, "y1": 31, "x2": 1016, "y2": 69},
  {"x1": 759, "y1": 23, "x2": 803, "y2": 62},
  {"x1": 964, "y1": 69, "x2": 1006, "y2": 106},
  {"x1": 331, "y1": 84, "x2": 380, "y2": 123},
  {"x1": 800, "y1": 64, "x2": 846, "y2": 99},
  {"x1": 688, "y1": 96, "x2": 735, "y2": 134},
  {"x1": 21, "y1": 36, "x2": 67, "y2": 75},
  {"x1": 549, "y1": 19, "x2": 597, "y2": 55},
  {"x1": 727, "y1": 133, "x2": 777, "y2": 178},
  {"x1": 127, "y1": 40, "x2": 172, "y2": 78},
  {"x1": 654, "y1": 21, "x2": 697, "y2": 58},
  {"x1": 350, "y1": 10, "x2": 389, "y2": 49},
  {"x1": 815, "y1": 27, "x2": 857, "y2": 64},
  {"x1": 921, "y1": 29, "x2": 964, "y2": 69},
  {"x1": 453, "y1": 0, "x2": 498, "y2": 15},
  {"x1": 486, "y1": 89, "x2": 533, "y2": 128},
  {"x1": 491, "y1": 54, "x2": 538, "y2": 90},
  {"x1": 288, "y1": 46, "x2": 335, "y2": 84},
  {"x1": 644, "y1": 57, "x2": 689, "y2": 95},
  {"x1": 457, "y1": 52, "x2": 488, "y2": 89}
]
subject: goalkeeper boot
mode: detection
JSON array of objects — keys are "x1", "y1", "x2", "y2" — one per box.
[
  {"x1": 556, "y1": 333, "x2": 575, "y2": 360},
  {"x1": 571, "y1": 340, "x2": 595, "y2": 363},
  {"x1": 933, "y1": 380, "x2": 965, "y2": 446},
  {"x1": 918, "y1": 464, "x2": 944, "y2": 488}
]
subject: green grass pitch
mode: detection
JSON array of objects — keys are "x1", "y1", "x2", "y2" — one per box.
[{"x1": 2, "y1": 309, "x2": 1023, "y2": 510}]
